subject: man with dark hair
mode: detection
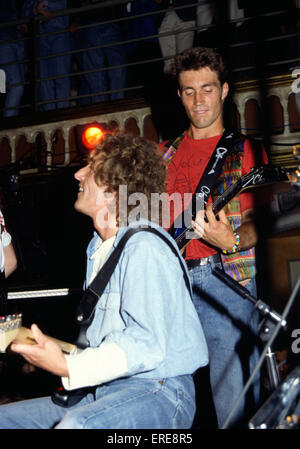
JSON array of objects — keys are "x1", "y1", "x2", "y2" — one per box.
[
  {"x1": 161, "y1": 46, "x2": 269, "y2": 428},
  {"x1": 0, "y1": 132, "x2": 208, "y2": 429}
]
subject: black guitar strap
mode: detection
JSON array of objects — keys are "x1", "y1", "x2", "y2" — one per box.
[
  {"x1": 75, "y1": 226, "x2": 191, "y2": 350},
  {"x1": 168, "y1": 130, "x2": 242, "y2": 238}
]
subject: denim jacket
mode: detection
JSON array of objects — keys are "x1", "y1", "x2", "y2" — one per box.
[{"x1": 78, "y1": 220, "x2": 208, "y2": 384}]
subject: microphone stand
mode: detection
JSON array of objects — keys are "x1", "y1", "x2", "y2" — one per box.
[
  {"x1": 214, "y1": 150, "x2": 300, "y2": 427},
  {"x1": 212, "y1": 267, "x2": 287, "y2": 420}
]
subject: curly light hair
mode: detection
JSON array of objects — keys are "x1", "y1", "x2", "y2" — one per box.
[{"x1": 88, "y1": 132, "x2": 166, "y2": 226}]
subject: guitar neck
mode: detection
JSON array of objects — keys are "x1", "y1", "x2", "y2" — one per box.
[
  {"x1": 212, "y1": 181, "x2": 241, "y2": 215},
  {"x1": 0, "y1": 316, "x2": 77, "y2": 355},
  {"x1": 17, "y1": 327, "x2": 77, "y2": 355}
]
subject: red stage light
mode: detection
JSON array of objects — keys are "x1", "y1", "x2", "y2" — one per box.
[{"x1": 81, "y1": 126, "x2": 104, "y2": 150}]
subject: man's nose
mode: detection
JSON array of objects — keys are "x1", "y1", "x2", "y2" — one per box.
[
  {"x1": 194, "y1": 91, "x2": 205, "y2": 105},
  {"x1": 74, "y1": 165, "x2": 89, "y2": 180}
]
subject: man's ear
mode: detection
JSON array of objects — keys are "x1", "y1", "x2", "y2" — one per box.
[
  {"x1": 221, "y1": 82, "x2": 229, "y2": 102},
  {"x1": 177, "y1": 88, "x2": 182, "y2": 100}
]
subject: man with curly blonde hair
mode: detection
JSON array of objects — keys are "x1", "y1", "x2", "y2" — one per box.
[
  {"x1": 83, "y1": 132, "x2": 167, "y2": 228},
  {"x1": 0, "y1": 132, "x2": 208, "y2": 429}
]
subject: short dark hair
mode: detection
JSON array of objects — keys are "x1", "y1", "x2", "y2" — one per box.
[{"x1": 171, "y1": 47, "x2": 228, "y2": 85}]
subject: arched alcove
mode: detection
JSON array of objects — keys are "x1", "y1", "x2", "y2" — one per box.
[
  {"x1": 124, "y1": 117, "x2": 140, "y2": 136},
  {"x1": 288, "y1": 93, "x2": 300, "y2": 133},
  {"x1": 0, "y1": 137, "x2": 12, "y2": 167},
  {"x1": 267, "y1": 95, "x2": 284, "y2": 135},
  {"x1": 15, "y1": 135, "x2": 31, "y2": 167},
  {"x1": 244, "y1": 98, "x2": 262, "y2": 136},
  {"x1": 143, "y1": 115, "x2": 159, "y2": 142},
  {"x1": 51, "y1": 129, "x2": 66, "y2": 166}
]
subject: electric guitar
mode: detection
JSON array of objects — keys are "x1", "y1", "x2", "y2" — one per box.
[
  {"x1": 170, "y1": 165, "x2": 290, "y2": 253},
  {"x1": 0, "y1": 313, "x2": 77, "y2": 354}
]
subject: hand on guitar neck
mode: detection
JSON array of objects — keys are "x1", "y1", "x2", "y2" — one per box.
[
  {"x1": 0, "y1": 315, "x2": 76, "y2": 377},
  {"x1": 11, "y1": 324, "x2": 70, "y2": 378}
]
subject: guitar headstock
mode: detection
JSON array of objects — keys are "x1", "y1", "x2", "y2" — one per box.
[{"x1": 0, "y1": 314, "x2": 22, "y2": 353}]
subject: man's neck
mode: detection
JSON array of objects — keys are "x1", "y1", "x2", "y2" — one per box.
[
  {"x1": 95, "y1": 224, "x2": 119, "y2": 241},
  {"x1": 189, "y1": 123, "x2": 224, "y2": 140}
]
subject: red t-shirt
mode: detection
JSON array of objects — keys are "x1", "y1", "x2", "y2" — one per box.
[{"x1": 161, "y1": 132, "x2": 269, "y2": 260}]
